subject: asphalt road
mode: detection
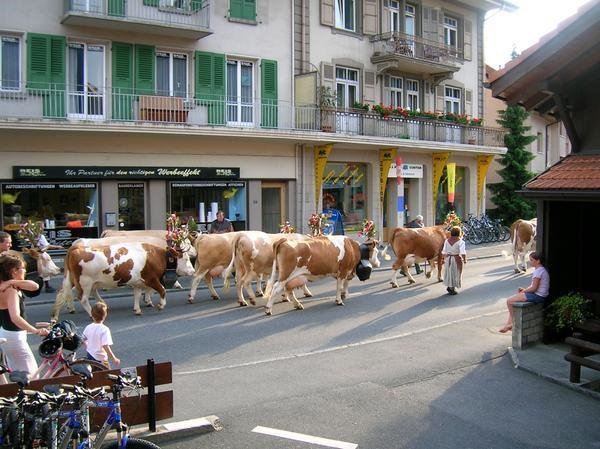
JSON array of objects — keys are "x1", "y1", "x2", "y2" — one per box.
[{"x1": 25, "y1": 252, "x2": 600, "y2": 449}]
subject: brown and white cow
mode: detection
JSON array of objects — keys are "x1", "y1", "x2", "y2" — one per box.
[
  {"x1": 222, "y1": 231, "x2": 313, "y2": 306},
  {"x1": 20, "y1": 247, "x2": 61, "y2": 279},
  {"x1": 101, "y1": 229, "x2": 197, "y2": 259},
  {"x1": 510, "y1": 218, "x2": 537, "y2": 273},
  {"x1": 263, "y1": 235, "x2": 380, "y2": 316},
  {"x1": 385, "y1": 226, "x2": 446, "y2": 286},
  {"x1": 52, "y1": 241, "x2": 195, "y2": 319},
  {"x1": 187, "y1": 232, "x2": 242, "y2": 303}
]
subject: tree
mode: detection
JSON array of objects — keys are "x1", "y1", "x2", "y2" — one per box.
[{"x1": 487, "y1": 105, "x2": 537, "y2": 224}]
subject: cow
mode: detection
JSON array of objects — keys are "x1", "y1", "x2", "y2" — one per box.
[
  {"x1": 263, "y1": 236, "x2": 380, "y2": 316},
  {"x1": 510, "y1": 218, "x2": 537, "y2": 273},
  {"x1": 101, "y1": 229, "x2": 197, "y2": 259},
  {"x1": 187, "y1": 232, "x2": 242, "y2": 303},
  {"x1": 51, "y1": 242, "x2": 195, "y2": 319},
  {"x1": 221, "y1": 231, "x2": 313, "y2": 307},
  {"x1": 20, "y1": 247, "x2": 61, "y2": 280},
  {"x1": 384, "y1": 226, "x2": 446, "y2": 286}
]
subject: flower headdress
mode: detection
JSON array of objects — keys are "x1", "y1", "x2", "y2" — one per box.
[
  {"x1": 17, "y1": 219, "x2": 43, "y2": 248},
  {"x1": 443, "y1": 211, "x2": 462, "y2": 229},
  {"x1": 358, "y1": 219, "x2": 377, "y2": 240},
  {"x1": 279, "y1": 220, "x2": 296, "y2": 234},
  {"x1": 166, "y1": 213, "x2": 189, "y2": 249},
  {"x1": 307, "y1": 212, "x2": 330, "y2": 237}
]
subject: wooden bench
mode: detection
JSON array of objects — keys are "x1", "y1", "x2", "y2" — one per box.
[
  {"x1": 0, "y1": 359, "x2": 172, "y2": 431},
  {"x1": 564, "y1": 336, "x2": 600, "y2": 383}
]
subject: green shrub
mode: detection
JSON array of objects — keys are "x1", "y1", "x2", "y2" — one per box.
[{"x1": 545, "y1": 292, "x2": 594, "y2": 332}]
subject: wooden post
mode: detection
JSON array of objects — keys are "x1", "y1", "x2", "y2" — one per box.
[{"x1": 147, "y1": 358, "x2": 156, "y2": 431}]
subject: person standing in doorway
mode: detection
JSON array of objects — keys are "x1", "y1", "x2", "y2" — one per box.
[
  {"x1": 442, "y1": 226, "x2": 467, "y2": 295},
  {"x1": 210, "y1": 210, "x2": 234, "y2": 234}
]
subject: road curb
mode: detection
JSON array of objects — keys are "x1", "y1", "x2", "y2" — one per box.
[{"x1": 122, "y1": 415, "x2": 223, "y2": 444}]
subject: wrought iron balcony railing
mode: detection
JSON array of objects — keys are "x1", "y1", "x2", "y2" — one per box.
[
  {"x1": 0, "y1": 85, "x2": 504, "y2": 147},
  {"x1": 371, "y1": 31, "x2": 463, "y2": 67}
]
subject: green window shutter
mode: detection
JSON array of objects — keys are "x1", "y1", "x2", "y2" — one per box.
[
  {"x1": 135, "y1": 44, "x2": 155, "y2": 95},
  {"x1": 27, "y1": 34, "x2": 50, "y2": 90},
  {"x1": 194, "y1": 51, "x2": 225, "y2": 125},
  {"x1": 260, "y1": 59, "x2": 278, "y2": 128},
  {"x1": 108, "y1": 0, "x2": 125, "y2": 16},
  {"x1": 27, "y1": 33, "x2": 65, "y2": 117},
  {"x1": 190, "y1": 0, "x2": 202, "y2": 12},
  {"x1": 112, "y1": 42, "x2": 134, "y2": 120},
  {"x1": 143, "y1": 0, "x2": 159, "y2": 5},
  {"x1": 230, "y1": 0, "x2": 255, "y2": 21}
]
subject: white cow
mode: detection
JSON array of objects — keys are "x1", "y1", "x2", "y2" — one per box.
[{"x1": 511, "y1": 218, "x2": 537, "y2": 273}]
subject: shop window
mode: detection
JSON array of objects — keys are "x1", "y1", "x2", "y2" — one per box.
[
  {"x1": 322, "y1": 162, "x2": 366, "y2": 235},
  {"x1": 1, "y1": 182, "x2": 99, "y2": 249},
  {"x1": 170, "y1": 181, "x2": 247, "y2": 232},
  {"x1": 435, "y1": 166, "x2": 465, "y2": 224}
]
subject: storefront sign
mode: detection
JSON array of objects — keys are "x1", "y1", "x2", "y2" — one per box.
[
  {"x1": 3, "y1": 183, "x2": 96, "y2": 190},
  {"x1": 387, "y1": 163, "x2": 423, "y2": 178},
  {"x1": 477, "y1": 154, "x2": 495, "y2": 214},
  {"x1": 171, "y1": 182, "x2": 245, "y2": 188},
  {"x1": 13, "y1": 166, "x2": 240, "y2": 180},
  {"x1": 379, "y1": 149, "x2": 395, "y2": 210}
]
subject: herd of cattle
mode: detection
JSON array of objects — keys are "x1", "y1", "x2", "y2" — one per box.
[{"x1": 17, "y1": 217, "x2": 537, "y2": 318}]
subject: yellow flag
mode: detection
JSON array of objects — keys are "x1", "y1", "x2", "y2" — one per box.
[
  {"x1": 315, "y1": 144, "x2": 333, "y2": 210},
  {"x1": 447, "y1": 163, "x2": 456, "y2": 204},
  {"x1": 432, "y1": 152, "x2": 450, "y2": 215},
  {"x1": 477, "y1": 154, "x2": 495, "y2": 214},
  {"x1": 379, "y1": 148, "x2": 396, "y2": 210}
]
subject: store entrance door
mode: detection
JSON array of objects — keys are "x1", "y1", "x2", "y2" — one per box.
[
  {"x1": 261, "y1": 182, "x2": 285, "y2": 233},
  {"x1": 118, "y1": 183, "x2": 145, "y2": 230}
]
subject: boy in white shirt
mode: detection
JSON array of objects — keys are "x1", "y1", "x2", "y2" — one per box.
[{"x1": 83, "y1": 302, "x2": 120, "y2": 368}]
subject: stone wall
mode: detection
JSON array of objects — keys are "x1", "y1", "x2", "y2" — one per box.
[{"x1": 512, "y1": 302, "x2": 545, "y2": 349}]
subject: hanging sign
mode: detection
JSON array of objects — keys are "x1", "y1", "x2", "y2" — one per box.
[
  {"x1": 314, "y1": 144, "x2": 333, "y2": 210},
  {"x1": 477, "y1": 154, "x2": 495, "y2": 214},
  {"x1": 447, "y1": 163, "x2": 456, "y2": 204}
]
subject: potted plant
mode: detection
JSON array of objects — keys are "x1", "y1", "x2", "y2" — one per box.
[
  {"x1": 545, "y1": 292, "x2": 594, "y2": 337},
  {"x1": 318, "y1": 86, "x2": 337, "y2": 132}
]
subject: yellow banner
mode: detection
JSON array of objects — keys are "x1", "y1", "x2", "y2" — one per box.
[
  {"x1": 477, "y1": 154, "x2": 495, "y2": 214},
  {"x1": 379, "y1": 148, "x2": 396, "y2": 210},
  {"x1": 315, "y1": 144, "x2": 333, "y2": 210},
  {"x1": 432, "y1": 152, "x2": 450, "y2": 215},
  {"x1": 447, "y1": 163, "x2": 456, "y2": 204}
]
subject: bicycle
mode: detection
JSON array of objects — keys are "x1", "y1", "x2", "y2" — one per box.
[{"x1": 32, "y1": 320, "x2": 106, "y2": 379}]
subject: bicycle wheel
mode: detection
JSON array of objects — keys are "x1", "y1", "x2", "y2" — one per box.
[
  {"x1": 51, "y1": 358, "x2": 108, "y2": 378},
  {"x1": 102, "y1": 436, "x2": 162, "y2": 449}
]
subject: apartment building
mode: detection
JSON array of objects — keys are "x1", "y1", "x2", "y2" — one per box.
[
  {"x1": 483, "y1": 65, "x2": 571, "y2": 212},
  {"x1": 0, "y1": 0, "x2": 507, "y2": 247}
]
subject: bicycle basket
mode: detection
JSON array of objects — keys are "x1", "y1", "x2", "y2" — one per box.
[
  {"x1": 38, "y1": 337, "x2": 62, "y2": 359},
  {"x1": 55, "y1": 320, "x2": 82, "y2": 352}
]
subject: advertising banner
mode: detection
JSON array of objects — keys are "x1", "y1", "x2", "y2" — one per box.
[
  {"x1": 432, "y1": 152, "x2": 450, "y2": 215},
  {"x1": 379, "y1": 148, "x2": 395, "y2": 210},
  {"x1": 477, "y1": 154, "x2": 495, "y2": 214},
  {"x1": 314, "y1": 144, "x2": 333, "y2": 210},
  {"x1": 447, "y1": 162, "x2": 456, "y2": 204}
]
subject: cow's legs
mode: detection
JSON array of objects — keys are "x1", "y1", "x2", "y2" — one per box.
[
  {"x1": 188, "y1": 269, "x2": 208, "y2": 303},
  {"x1": 145, "y1": 279, "x2": 167, "y2": 310},
  {"x1": 435, "y1": 254, "x2": 443, "y2": 282},
  {"x1": 287, "y1": 289, "x2": 304, "y2": 310},
  {"x1": 255, "y1": 274, "x2": 265, "y2": 297},
  {"x1": 132, "y1": 288, "x2": 143, "y2": 315},
  {"x1": 265, "y1": 281, "x2": 283, "y2": 315},
  {"x1": 205, "y1": 274, "x2": 220, "y2": 300},
  {"x1": 402, "y1": 262, "x2": 416, "y2": 284},
  {"x1": 390, "y1": 259, "x2": 403, "y2": 287},
  {"x1": 341, "y1": 278, "x2": 350, "y2": 300},
  {"x1": 335, "y1": 278, "x2": 345, "y2": 305},
  {"x1": 143, "y1": 289, "x2": 154, "y2": 307},
  {"x1": 302, "y1": 285, "x2": 313, "y2": 297}
]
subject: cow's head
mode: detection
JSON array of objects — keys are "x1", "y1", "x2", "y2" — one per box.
[
  {"x1": 22, "y1": 247, "x2": 61, "y2": 278},
  {"x1": 360, "y1": 239, "x2": 381, "y2": 268},
  {"x1": 166, "y1": 247, "x2": 195, "y2": 277}
]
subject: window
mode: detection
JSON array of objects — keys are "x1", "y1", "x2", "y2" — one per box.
[
  {"x1": 322, "y1": 162, "x2": 367, "y2": 234},
  {"x1": 67, "y1": 42, "x2": 105, "y2": 119},
  {"x1": 1, "y1": 35, "x2": 20, "y2": 90},
  {"x1": 388, "y1": 0, "x2": 400, "y2": 32},
  {"x1": 335, "y1": 0, "x2": 355, "y2": 31},
  {"x1": 444, "y1": 16, "x2": 458, "y2": 47},
  {"x1": 156, "y1": 51, "x2": 187, "y2": 97},
  {"x1": 227, "y1": 59, "x2": 254, "y2": 125},
  {"x1": 406, "y1": 79, "x2": 419, "y2": 110},
  {"x1": 405, "y1": 4, "x2": 415, "y2": 36},
  {"x1": 536, "y1": 132, "x2": 543, "y2": 154},
  {"x1": 229, "y1": 0, "x2": 256, "y2": 21},
  {"x1": 335, "y1": 66, "x2": 358, "y2": 109},
  {"x1": 71, "y1": 0, "x2": 103, "y2": 13},
  {"x1": 389, "y1": 76, "x2": 402, "y2": 108},
  {"x1": 444, "y1": 86, "x2": 461, "y2": 114}
]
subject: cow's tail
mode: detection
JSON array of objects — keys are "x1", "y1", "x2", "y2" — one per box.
[
  {"x1": 51, "y1": 259, "x2": 74, "y2": 320},
  {"x1": 264, "y1": 237, "x2": 287, "y2": 299},
  {"x1": 222, "y1": 234, "x2": 242, "y2": 291}
]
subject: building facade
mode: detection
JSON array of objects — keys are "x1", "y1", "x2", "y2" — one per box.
[{"x1": 0, "y1": 0, "x2": 507, "y2": 248}]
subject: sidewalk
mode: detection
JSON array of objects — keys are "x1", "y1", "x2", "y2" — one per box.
[{"x1": 31, "y1": 240, "x2": 599, "y2": 443}]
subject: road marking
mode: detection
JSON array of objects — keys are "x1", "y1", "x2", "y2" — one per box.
[
  {"x1": 252, "y1": 426, "x2": 358, "y2": 449},
  {"x1": 176, "y1": 310, "x2": 504, "y2": 375}
]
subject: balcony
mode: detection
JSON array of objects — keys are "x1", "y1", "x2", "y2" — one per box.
[
  {"x1": 0, "y1": 86, "x2": 505, "y2": 148},
  {"x1": 62, "y1": 0, "x2": 212, "y2": 40},
  {"x1": 371, "y1": 32, "x2": 462, "y2": 81}
]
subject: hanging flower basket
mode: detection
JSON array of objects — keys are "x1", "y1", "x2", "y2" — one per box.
[{"x1": 357, "y1": 219, "x2": 377, "y2": 240}]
